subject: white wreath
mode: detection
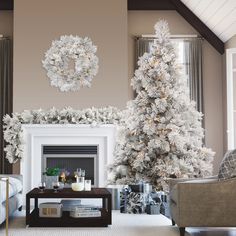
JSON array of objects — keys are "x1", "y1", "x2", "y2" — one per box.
[{"x1": 42, "y1": 35, "x2": 99, "y2": 92}]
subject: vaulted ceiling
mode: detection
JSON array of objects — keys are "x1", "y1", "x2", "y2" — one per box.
[
  {"x1": 181, "y1": 0, "x2": 236, "y2": 43},
  {"x1": 2, "y1": 0, "x2": 235, "y2": 54}
]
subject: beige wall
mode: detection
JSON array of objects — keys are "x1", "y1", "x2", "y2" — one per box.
[
  {"x1": 12, "y1": 5, "x2": 225, "y2": 174},
  {"x1": 226, "y1": 35, "x2": 236, "y2": 49},
  {"x1": 13, "y1": 0, "x2": 128, "y2": 111},
  {"x1": 0, "y1": 11, "x2": 13, "y2": 38},
  {"x1": 128, "y1": 11, "x2": 224, "y2": 173}
]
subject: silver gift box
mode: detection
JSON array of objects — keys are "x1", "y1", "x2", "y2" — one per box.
[{"x1": 61, "y1": 199, "x2": 81, "y2": 211}]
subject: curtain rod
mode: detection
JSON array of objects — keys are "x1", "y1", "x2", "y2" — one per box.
[{"x1": 135, "y1": 34, "x2": 204, "y2": 39}]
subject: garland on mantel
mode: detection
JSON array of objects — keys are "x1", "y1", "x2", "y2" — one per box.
[{"x1": 3, "y1": 107, "x2": 122, "y2": 163}]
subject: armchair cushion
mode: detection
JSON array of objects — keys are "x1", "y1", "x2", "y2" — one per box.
[{"x1": 218, "y1": 149, "x2": 236, "y2": 180}]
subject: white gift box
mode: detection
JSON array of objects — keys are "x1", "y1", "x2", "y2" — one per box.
[{"x1": 39, "y1": 202, "x2": 62, "y2": 218}]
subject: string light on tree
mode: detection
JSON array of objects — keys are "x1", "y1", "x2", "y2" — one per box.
[{"x1": 108, "y1": 20, "x2": 214, "y2": 190}]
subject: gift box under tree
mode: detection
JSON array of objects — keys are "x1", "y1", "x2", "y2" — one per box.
[{"x1": 120, "y1": 190, "x2": 147, "y2": 214}]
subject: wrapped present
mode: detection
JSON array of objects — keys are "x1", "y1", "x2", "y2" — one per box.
[
  {"x1": 146, "y1": 203, "x2": 160, "y2": 215},
  {"x1": 120, "y1": 186, "x2": 147, "y2": 214},
  {"x1": 160, "y1": 194, "x2": 170, "y2": 218},
  {"x1": 129, "y1": 184, "x2": 144, "y2": 193},
  {"x1": 120, "y1": 184, "x2": 161, "y2": 214},
  {"x1": 129, "y1": 182, "x2": 152, "y2": 193},
  {"x1": 120, "y1": 186, "x2": 131, "y2": 213},
  {"x1": 149, "y1": 191, "x2": 162, "y2": 204}
]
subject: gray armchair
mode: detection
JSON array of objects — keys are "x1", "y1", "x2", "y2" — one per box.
[{"x1": 169, "y1": 176, "x2": 236, "y2": 236}]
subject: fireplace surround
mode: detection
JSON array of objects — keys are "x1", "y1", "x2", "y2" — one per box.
[{"x1": 21, "y1": 124, "x2": 116, "y2": 203}]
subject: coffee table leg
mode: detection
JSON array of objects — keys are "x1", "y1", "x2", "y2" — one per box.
[
  {"x1": 102, "y1": 198, "x2": 107, "y2": 209},
  {"x1": 35, "y1": 198, "x2": 38, "y2": 209},
  {"x1": 107, "y1": 195, "x2": 112, "y2": 225},
  {"x1": 26, "y1": 195, "x2": 30, "y2": 225}
]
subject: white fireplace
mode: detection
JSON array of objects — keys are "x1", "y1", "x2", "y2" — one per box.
[{"x1": 21, "y1": 124, "x2": 116, "y2": 202}]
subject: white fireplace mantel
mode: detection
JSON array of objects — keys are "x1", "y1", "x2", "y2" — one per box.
[{"x1": 21, "y1": 124, "x2": 116, "y2": 200}]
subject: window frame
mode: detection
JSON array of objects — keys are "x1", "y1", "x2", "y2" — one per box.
[{"x1": 226, "y1": 48, "x2": 236, "y2": 150}]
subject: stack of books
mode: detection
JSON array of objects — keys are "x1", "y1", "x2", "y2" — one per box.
[{"x1": 70, "y1": 205, "x2": 101, "y2": 218}]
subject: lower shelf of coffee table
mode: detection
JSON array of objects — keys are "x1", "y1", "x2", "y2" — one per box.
[{"x1": 28, "y1": 209, "x2": 110, "y2": 227}]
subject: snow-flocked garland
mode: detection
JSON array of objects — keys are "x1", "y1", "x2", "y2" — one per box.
[
  {"x1": 42, "y1": 35, "x2": 99, "y2": 92},
  {"x1": 3, "y1": 107, "x2": 122, "y2": 163}
]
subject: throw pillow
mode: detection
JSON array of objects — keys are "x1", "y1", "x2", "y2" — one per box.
[{"x1": 218, "y1": 149, "x2": 236, "y2": 180}]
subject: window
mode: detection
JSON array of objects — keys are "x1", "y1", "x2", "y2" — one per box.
[
  {"x1": 135, "y1": 37, "x2": 203, "y2": 113},
  {"x1": 226, "y1": 48, "x2": 236, "y2": 150}
]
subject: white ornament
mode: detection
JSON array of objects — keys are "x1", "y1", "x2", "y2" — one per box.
[{"x1": 42, "y1": 35, "x2": 99, "y2": 92}]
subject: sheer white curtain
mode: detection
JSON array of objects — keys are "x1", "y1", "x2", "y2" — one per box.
[{"x1": 135, "y1": 37, "x2": 203, "y2": 113}]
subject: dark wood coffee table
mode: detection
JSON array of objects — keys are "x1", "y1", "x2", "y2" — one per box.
[{"x1": 26, "y1": 188, "x2": 112, "y2": 227}]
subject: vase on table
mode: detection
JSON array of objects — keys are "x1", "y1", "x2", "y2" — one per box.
[{"x1": 45, "y1": 176, "x2": 59, "y2": 189}]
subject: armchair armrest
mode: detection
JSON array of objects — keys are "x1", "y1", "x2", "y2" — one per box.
[
  {"x1": 0, "y1": 175, "x2": 23, "y2": 183},
  {"x1": 0, "y1": 175, "x2": 23, "y2": 204},
  {"x1": 175, "y1": 177, "x2": 236, "y2": 227},
  {"x1": 168, "y1": 176, "x2": 218, "y2": 191}
]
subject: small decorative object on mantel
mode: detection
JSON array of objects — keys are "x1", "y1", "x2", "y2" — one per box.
[{"x1": 42, "y1": 35, "x2": 99, "y2": 92}]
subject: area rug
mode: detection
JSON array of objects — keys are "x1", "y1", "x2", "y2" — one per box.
[{"x1": 0, "y1": 211, "x2": 185, "y2": 236}]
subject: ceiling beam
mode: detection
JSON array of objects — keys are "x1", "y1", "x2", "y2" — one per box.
[
  {"x1": 0, "y1": 0, "x2": 13, "y2": 10},
  {"x1": 128, "y1": 0, "x2": 175, "y2": 10},
  {"x1": 2, "y1": 0, "x2": 224, "y2": 54},
  {"x1": 128, "y1": 0, "x2": 224, "y2": 54},
  {"x1": 170, "y1": 0, "x2": 224, "y2": 54}
]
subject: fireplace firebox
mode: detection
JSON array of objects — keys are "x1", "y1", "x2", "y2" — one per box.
[{"x1": 42, "y1": 145, "x2": 98, "y2": 186}]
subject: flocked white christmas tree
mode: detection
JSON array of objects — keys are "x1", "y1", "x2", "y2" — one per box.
[{"x1": 108, "y1": 20, "x2": 214, "y2": 190}]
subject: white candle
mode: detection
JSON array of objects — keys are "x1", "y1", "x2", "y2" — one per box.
[
  {"x1": 71, "y1": 182, "x2": 84, "y2": 191},
  {"x1": 84, "y1": 180, "x2": 91, "y2": 191},
  {"x1": 77, "y1": 182, "x2": 84, "y2": 191}
]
